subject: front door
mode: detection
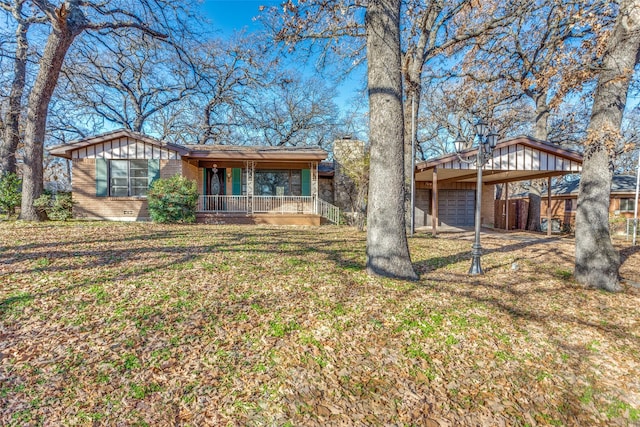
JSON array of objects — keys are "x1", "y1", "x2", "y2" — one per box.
[{"x1": 205, "y1": 167, "x2": 226, "y2": 196}]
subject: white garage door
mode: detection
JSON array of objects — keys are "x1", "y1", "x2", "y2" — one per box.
[{"x1": 438, "y1": 190, "x2": 475, "y2": 227}]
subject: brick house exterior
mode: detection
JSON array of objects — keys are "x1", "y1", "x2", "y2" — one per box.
[{"x1": 49, "y1": 129, "x2": 330, "y2": 224}]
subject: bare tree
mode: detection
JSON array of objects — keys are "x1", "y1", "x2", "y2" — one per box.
[
  {"x1": 455, "y1": 0, "x2": 613, "y2": 230},
  {"x1": 238, "y1": 72, "x2": 339, "y2": 147},
  {"x1": 0, "y1": 1, "x2": 45, "y2": 176},
  {"x1": 59, "y1": 31, "x2": 200, "y2": 134},
  {"x1": 18, "y1": 0, "x2": 193, "y2": 220},
  {"x1": 574, "y1": 0, "x2": 640, "y2": 291},
  {"x1": 192, "y1": 37, "x2": 261, "y2": 145},
  {"x1": 266, "y1": 0, "x2": 416, "y2": 278},
  {"x1": 400, "y1": 0, "x2": 519, "y2": 207}
]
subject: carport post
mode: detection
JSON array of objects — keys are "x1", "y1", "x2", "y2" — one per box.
[
  {"x1": 547, "y1": 176, "x2": 552, "y2": 237},
  {"x1": 505, "y1": 184, "x2": 509, "y2": 231},
  {"x1": 431, "y1": 167, "x2": 438, "y2": 237}
]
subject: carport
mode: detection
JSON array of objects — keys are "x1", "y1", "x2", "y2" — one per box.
[{"x1": 414, "y1": 136, "x2": 583, "y2": 236}]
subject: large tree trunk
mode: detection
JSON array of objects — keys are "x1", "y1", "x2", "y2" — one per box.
[
  {"x1": 365, "y1": 0, "x2": 418, "y2": 280},
  {"x1": 20, "y1": 5, "x2": 85, "y2": 220},
  {"x1": 0, "y1": 17, "x2": 29, "y2": 177},
  {"x1": 526, "y1": 89, "x2": 550, "y2": 231},
  {"x1": 574, "y1": 0, "x2": 640, "y2": 291},
  {"x1": 526, "y1": 189, "x2": 542, "y2": 231}
]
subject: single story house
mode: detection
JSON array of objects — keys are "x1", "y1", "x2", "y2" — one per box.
[
  {"x1": 51, "y1": 130, "x2": 596, "y2": 232},
  {"x1": 49, "y1": 129, "x2": 337, "y2": 225},
  {"x1": 414, "y1": 136, "x2": 584, "y2": 235}
]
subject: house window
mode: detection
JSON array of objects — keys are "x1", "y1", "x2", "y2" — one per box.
[
  {"x1": 254, "y1": 170, "x2": 302, "y2": 196},
  {"x1": 110, "y1": 160, "x2": 149, "y2": 197},
  {"x1": 620, "y1": 198, "x2": 635, "y2": 212}
]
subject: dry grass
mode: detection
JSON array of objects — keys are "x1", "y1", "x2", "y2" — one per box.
[{"x1": 1, "y1": 222, "x2": 639, "y2": 426}]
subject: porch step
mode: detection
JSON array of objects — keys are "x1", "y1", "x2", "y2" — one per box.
[{"x1": 196, "y1": 213, "x2": 321, "y2": 226}]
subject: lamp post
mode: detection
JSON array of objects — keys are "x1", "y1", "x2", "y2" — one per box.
[
  {"x1": 633, "y1": 150, "x2": 639, "y2": 246},
  {"x1": 454, "y1": 119, "x2": 498, "y2": 275}
]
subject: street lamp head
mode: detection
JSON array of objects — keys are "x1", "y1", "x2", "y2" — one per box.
[
  {"x1": 454, "y1": 134, "x2": 466, "y2": 152},
  {"x1": 487, "y1": 132, "x2": 499, "y2": 149},
  {"x1": 474, "y1": 119, "x2": 489, "y2": 137}
]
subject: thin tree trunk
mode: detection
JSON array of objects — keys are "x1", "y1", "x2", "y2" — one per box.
[
  {"x1": 365, "y1": 0, "x2": 418, "y2": 280},
  {"x1": 533, "y1": 90, "x2": 549, "y2": 141},
  {"x1": 402, "y1": 35, "x2": 427, "y2": 230},
  {"x1": 526, "y1": 89, "x2": 550, "y2": 231},
  {"x1": 574, "y1": 0, "x2": 640, "y2": 291},
  {"x1": 0, "y1": 17, "x2": 29, "y2": 176},
  {"x1": 20, "y1": 5, "x2": 85, "y2": 220}
]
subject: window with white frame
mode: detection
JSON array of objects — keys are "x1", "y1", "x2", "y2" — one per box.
[{"x1": 110, "y1": 160, "x2": 149, "y2": 197}]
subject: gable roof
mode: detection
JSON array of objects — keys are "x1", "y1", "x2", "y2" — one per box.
[
  {"x1": 48, "y1": 129, "x2": 328, "y2": 162},
  {"x1": 415, "y1": 135, "x2": 583, "y2": 185},
  {"x1": 48, "y1": 129, "x2": 189, "y2": 159}
]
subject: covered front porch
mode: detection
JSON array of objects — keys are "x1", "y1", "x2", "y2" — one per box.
[{"x1": 181, "y1": 144, "x2": 339, "y2": 225}]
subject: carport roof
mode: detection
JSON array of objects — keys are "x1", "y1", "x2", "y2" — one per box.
[{"x1": 415, "y1": 136, "x2": 582, "y2": 185}]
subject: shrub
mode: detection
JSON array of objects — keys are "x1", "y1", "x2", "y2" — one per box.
[
  {"x1": 33, "y1": 191, "x2": 74, "y2": 221},
  {"x1": 147, "y1": 175, "x2": 198, "y2": 223},
  {"x1": 0, "y1": 172, "x2": 22, "y2": 217}
]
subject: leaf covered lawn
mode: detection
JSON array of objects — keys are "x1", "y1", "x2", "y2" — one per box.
[{"x1": 1, "y1": 222, "x2": 639, "y2": 426}]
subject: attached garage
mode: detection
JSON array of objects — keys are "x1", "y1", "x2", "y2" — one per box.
[{"x1": 438, "y1": 190, "x2": 475, "y2": 227}]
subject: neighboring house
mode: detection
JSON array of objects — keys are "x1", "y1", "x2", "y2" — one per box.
[
  {"x1": 49, "y1": 129, "x2": 337, "y2": 225},
  {"x1": 414, "y1": 136, "x2": 584, "y2": 234},
  {"x1": 539, "y1": 174, "x2": 639, "y2": 228}
]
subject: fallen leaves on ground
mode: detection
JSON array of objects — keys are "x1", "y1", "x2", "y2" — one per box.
[{"x1": 0, "y1": 222, "x2": 638, "y2": 426}]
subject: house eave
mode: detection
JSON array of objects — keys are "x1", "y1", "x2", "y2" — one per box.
[
  {"x1": 183, "y1": 151, "x2": 327, "y2": 161},
  {"x1": 416, "y1": 136, "x2": 583, "y2": 172}
]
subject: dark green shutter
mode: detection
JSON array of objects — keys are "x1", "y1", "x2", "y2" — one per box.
[
  {"x1": 96, "y1": 159, "x2": 108, "y2": 197},
  {"x1": 203, "y1": 168, "x2": 207, "y2": 194},
  {"x1": 301, "y1": 169, "x2": 311, "y2": 196},
  {"x1": 232, "y1": 168, "x2": 242, "y2": 195},
  {"x1": 148, "y1": 159, "x2": 160, "y2": 187}
]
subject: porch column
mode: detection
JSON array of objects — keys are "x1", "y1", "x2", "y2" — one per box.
[
  {"x1": 431, "y1": 167, "x2": 438, "y2": 236},
  {"x1": 311, "y1": 161, "x2": 319, "y2": 214},
  {"x1": 547, "y1": 176, "x2": 552, "y2": 236},
  {"x1": 246, "y1": 161, "x2": 255, "y2": 214},
  {"x1": 505, "y1": 183, "x2": 509, "y2": 231}
]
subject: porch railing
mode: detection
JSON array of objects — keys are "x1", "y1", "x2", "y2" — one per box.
[
  {"x1": 253, "y1": 196, "x2": 314, "y2": 214},
  {"x1": 198, "y1": 195, "x2": 248, "y2": 213},
  {"x1": 197, "y1": 195, "x2": 340, "y2": 224},
  {"x1": 317, "y1": 198, "x2": 340, "y2": 225}
]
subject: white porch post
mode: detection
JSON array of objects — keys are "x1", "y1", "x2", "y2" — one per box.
[
  {"x1": 246, "y1": 161, "x2": 255, "y2": 214},
  {"x1": 312, "y1": 161, "x2": 319, "y2": 214}
]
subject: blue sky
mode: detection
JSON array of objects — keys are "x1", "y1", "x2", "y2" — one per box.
[
  {"x1": 199, "y1": 0, "x2": 279, "y2": 35},
  {"x1": 198, "y1": 0, "x2": 366, "y2": 113}
]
